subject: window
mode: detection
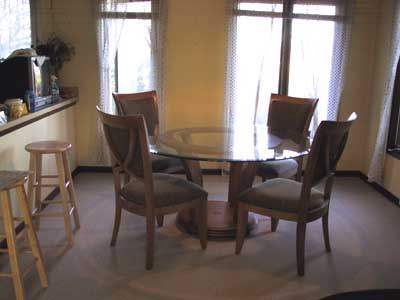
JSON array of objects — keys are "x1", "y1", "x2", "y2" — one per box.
[
  {"x1": 0, "y1": 0, "x2": 33, "y2": 60},
  {"x1": 113, "y1": 1, "x2": 154, "y2": 93},
  {"x1": 227, "y1": 0, "x2": 350, "y2": 132},
  {"x1": 387, "y1": 57, "x2": 400, "y2": 157}
]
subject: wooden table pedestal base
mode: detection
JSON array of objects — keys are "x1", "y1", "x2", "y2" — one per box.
[{"x1": 176, "y1": 200, "x2": 257, "y2": 240}]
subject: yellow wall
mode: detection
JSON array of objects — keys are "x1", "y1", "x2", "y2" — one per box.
[
  {"x1": 366, "y1": 0, "x2": 400, "y2": 197},
  {"x1": 38, "y1": 0, "x2": 399, "y2": 194},
  {"x1": 165, "y1": 0, "x2": 226, "y2": 130},
  {"x1": 0, "y1": 107, "x2": 77, "y2": 213}
]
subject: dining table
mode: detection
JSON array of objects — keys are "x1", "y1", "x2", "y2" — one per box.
[{"x1": 150, "y1": 125, "x2": 308, "y2": 240}]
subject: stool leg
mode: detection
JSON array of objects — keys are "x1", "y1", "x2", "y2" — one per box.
[
  {"x1": 0, "y1": 191, "x2": 25, "y2": 300},
  {"x1": 34, "y1": 153, "x2": 43, "y2": 230},
  {"x1": 62, "y1": 151, "x2": 80, "y2": 229},
  {"x1": 16, "y1": 185, "x2": 48, "y2": 288},
  {"x1": 55, "y1": 153, "x2": 73, "y2": 246},
  {"x1": 27, "y1": 153, "x2": 36, "y2": 212}
]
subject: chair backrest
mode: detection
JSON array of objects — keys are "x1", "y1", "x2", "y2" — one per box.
[
  {"x1": 300, "y1": 113, "x2": 357, "y2": 212},
  {"x1": 97, "y1": 107, "x2": 154, "y2": 206},
  {"x1": 267, "y1": 93, "x2": 318, "y2": 145},
  {"x1": 112, "y1": 90, "x2": 159, "y2": 136}
]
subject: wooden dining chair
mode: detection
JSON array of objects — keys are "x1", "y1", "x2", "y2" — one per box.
[
  {"x1": 97, "y1": 107, "x2": 208, "y2": 270},
  {"x1": 257, "y1": 93, "x2": 318, "y2": 182},
  {"x1": 112, "y1": 91, "x2": 183, "y2": 227},
  {"x1": 236, "y1": 113, "x2": 357, "y2": 276}
]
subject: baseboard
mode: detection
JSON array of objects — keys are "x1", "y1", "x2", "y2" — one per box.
[
  {"x1": 335, "y1": 170, "x2": 399, "y2": 206},
  {"x1": 2, "y1": 167, "x2": 397, "y2": 251},
  {"x1": 75, "y1": 165, "x2": 223, "y2": 175}
]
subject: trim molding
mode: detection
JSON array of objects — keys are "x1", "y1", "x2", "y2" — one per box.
[
  {"x1": 2, "y1": 167, "x2": 397, "y2": 251},
  {"x1": 335, "y1": 170, "x2": 399, "y2": 206}
]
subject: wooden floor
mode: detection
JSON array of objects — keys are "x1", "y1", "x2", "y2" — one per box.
[{"x1": 0, "y1": 173, "x2": 399, "y2": 300}]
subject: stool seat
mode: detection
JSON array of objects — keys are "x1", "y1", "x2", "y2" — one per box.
[
  {"x1": 0, "y1": 171, "x2": 29, "y2": 190},
  {"x1": 25, "y1": 141, "x2": 72, "y2": 153}
]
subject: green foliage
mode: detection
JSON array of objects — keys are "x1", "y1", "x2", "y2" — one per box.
[{"x1": 35, "y1": 34, "x2": 75, "y2": 75}]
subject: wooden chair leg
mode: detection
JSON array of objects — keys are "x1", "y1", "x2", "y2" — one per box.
[
  {"x1": 235, "y1": 203, "x2": 248, "y2": 255},
  {"x1": 197, "y1": 198, "x2": 207, "y2": 250},
  {"x1": 296, "y1": 221, "x2": 307, "y2": 276},
  {"x1": 145, "y1": 215, "x2": 155, "y2": 270},
  {"x1": 62, "y1": 151, "x2": 80, "y2": 229},
  {"x1": 110, "y1": 202, "x2": 122, "y2": 247},
  {"x1": 271, "y1": 218, "x2": 279, "y2": 232},
  {"x1": 322, "y1": 213, "x2": 331, "y2": 252},
  {"x1": 55, "y1": 153, "x2": 73, "y2": 247},
  {"x1": 156, "y1": 215, "x2": 164, "y2": 227},
  {"x1": 0, "y1": 191, "x2": 25, "y2": 300},
  {"x1": 34, "y1": 153, "x2": 43, "y2": 230},
  {"x1": 16, "y1": 185, "x2": 48, "y2": 288}
]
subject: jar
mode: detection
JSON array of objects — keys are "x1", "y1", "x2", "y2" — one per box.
[{"x1": 5, "y1": 98, "x2": 26, "y2": 119}]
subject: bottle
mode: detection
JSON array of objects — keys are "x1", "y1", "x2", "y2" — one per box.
[
  {"x1": 24, "y1": 90, "x2": 35, "y2": 112},
  {"x1": 51, "y1": 75, "x2": 60, "y2": 103}
]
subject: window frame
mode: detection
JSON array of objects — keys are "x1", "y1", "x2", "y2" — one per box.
[
  {"x1": 233, "y1": 0, "x2": 347, "y2": 96},
  {"x1": 108, "y1": 0, "x2": 155, "y2": 93},
  {"x1": 387, "y1": 56, "x2": 400, "y2": 159}
]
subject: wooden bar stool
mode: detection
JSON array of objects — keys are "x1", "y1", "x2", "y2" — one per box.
[
  {"x1": 25, "y1": 141, "x2": 80, "y2": 246},
  {"x1": 0, "y1": 171, "x2": 48, "y2": 300}
]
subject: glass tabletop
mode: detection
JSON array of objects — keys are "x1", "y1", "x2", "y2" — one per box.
[{"x1": 150, "y1": 126, "x2": 309, "y2": 162}]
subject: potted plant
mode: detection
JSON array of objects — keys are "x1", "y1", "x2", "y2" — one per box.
[{"x1": 34, "y1": 34, "x2": 75, "y2": 76}]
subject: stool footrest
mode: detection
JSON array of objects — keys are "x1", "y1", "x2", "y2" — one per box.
[
  {"x1": 0, "y1": 248, "x2": 33, "y2": 254},
  {"x1": 40, "y1": 175, "x2": 59, "y2": 179},
  {"x1": 35, "y1": 212, "x2": 65, "y2": 218},
  {"x1": 33, "y1": 184, "x2": 59, "y2": 188},
  {"x1": 41, "y1": 200, "x2": 73, "y2": 205},
  {"x1": 0, "y1": 272, "x2": 13, "y2": 278},
  {"x1": 33, "y1": 181, "x2": 70, "y2": 189}
]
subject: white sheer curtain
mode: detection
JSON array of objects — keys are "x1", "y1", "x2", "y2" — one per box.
[
  {"x1": 368, "y1": 2, "x2": 400, "y2": 183},
  {"x1": 225, "y1": 0, "x2": 353, "y2": 136},
  {"x1": 95, "y1": 0, "x2": 167, "y2": 164},
  {"x1": 96, "y1": 0, "x2": 127, "y2": 164},
  {"x1": 0, "y1": 0, "x2": 31, "y2": 60}
]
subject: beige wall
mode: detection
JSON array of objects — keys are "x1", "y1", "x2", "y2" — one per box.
[
  {"x1": 366, "y1": 0, "x2": 400, "y2": 197},
  {"x1": 38, "y1": 0, "x2": 399, "y2": 195},
  {"x1": 36, "y1": 0, "x2": 100, "y2": 166},
  {"x1": 0, "y1": 107, "x2": 77, "y2": 213}
]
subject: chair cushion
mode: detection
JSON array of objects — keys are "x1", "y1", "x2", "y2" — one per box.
[
  {"x1": 238, "y1": 178, "x2": 324, "y2": 213},
  {"x1": 121, "y1": 173, "x2": 207, "y2": 208},
  {"x1": 151, "y1": 154, "x2": 182, "y2": 173},
  {"x1": 257, "y1": 159, "x2": 299, "y2": 179}
]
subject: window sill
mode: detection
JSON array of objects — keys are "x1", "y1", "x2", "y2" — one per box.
[
  {"x1": 0, "y1": 98, "x2": 77, "y2": 138},
  {"x1": 387, "y1": 149, "x2": 400, "y2": 160}
]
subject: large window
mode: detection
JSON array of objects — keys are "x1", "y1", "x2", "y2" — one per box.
[
  {"x1": 0, "y1": 0, "x2": 33, "y2": 60},
  {"x1": 227, "y1": 0, "x2": 350, "y2": 131},
  {"x1": 113, "y1": 1, "x2": 154, "y2": 93}
]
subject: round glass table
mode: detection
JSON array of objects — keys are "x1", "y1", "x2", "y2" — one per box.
[{"x1": 150, "y1": 126, "x2": 308, "y2": 240}]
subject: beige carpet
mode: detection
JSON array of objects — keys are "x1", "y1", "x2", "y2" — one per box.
[{"x1": 1, "y1": 173, "x2": 399, "y2": 300}]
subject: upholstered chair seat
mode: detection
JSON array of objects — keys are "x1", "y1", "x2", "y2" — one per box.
[
  {"x1": 257, "y1": 94, "x2": 318, "y2": 182},
  {"x1": 238, "y1": 178, "x2": 324, "y2": 213},
  {"x1": 151, "y1": 155, "x2": 182, "y2": 173},
  {"x1": 256, "y1": 159, "x2": 299, "y2": 180},
  {"x1": 121, "y1": 173, "x2": 207, "y2": 208}
]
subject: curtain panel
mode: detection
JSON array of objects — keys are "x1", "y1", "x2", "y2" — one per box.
[
  {"x1": 95, "y1": 0, "x2": 166, "y2": 164},
  {"x1": 367, "y1": 2, "x2": 400, "y2": 183},
  {"x1": 224, "y1": 0, "x2": 354, "y2": 136}
]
